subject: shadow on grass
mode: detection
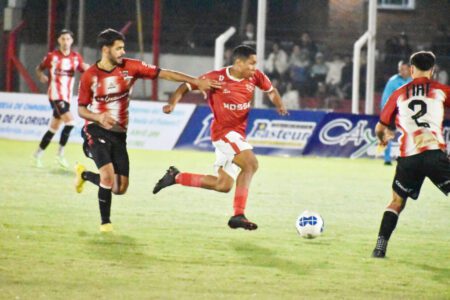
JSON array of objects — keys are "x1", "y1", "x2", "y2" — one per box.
[
  {"x1": 78, "y1": 231, "x2": 153, "y2": 267},
  {"x1": 231, "y1": 241, "x2": 328, "y2": 275},
  {"x1": 401, "y1": 261, "x2": 450, "y2": 285},
  {"x1": 49, "y1": 168, "x2": 73, "y2": 176}
]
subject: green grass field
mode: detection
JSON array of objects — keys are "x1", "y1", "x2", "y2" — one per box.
[{"x1": 1, "y1": 139, "x2": 449, "y2": 299}]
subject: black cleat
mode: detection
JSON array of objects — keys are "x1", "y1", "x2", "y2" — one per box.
[
  {"x1": 372, "y1": 248, "x2": 386, "y2": 258},
  {"x1": 153, "y1": 166, "x2": 180, "y2": 194},
  {"x1": 228, "y1": 214, "x2": 258, "y2": 230}
]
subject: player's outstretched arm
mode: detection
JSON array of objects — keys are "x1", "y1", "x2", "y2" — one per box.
[
  {"x1": 375, "y1": 122, "x2": 394, "y2": 146},
  {"x1": 78, "y1": 106, "x2": 116, "y2": 130},
  {"x1": 158, "y1": 69, "x2": 222, "y2": 92},
  {"x1": 163, "y1": 83, "x2": 190, "y2": 114},
  {"x1": 267, "y1": 88, "x2": 288, "y2": 116}
]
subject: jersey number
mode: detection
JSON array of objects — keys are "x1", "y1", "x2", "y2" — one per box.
[{"x1": 408, "y1": 100, "x2": 430, "y2": 128}]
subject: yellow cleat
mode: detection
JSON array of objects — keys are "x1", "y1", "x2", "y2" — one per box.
[
  {"x1": 74, "y1": 163, "x2": 86, "y2": 193},
  {"x1": 100, "y1": 223, "x2": 113, "y2": 232}
]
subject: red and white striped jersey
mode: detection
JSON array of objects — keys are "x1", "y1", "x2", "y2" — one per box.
[
  {"x1": 39, "y1": 50, "x2": 86, "y2": 102},
  {"x1": 78, "y1": 58, "x2": 160, "y2": 132},
  {"x1": 187, "y1": 67, "x2": 273, "y2": 141},
  {"x1": 380, "y1": 77, "x2": 450, "y2": 157}
]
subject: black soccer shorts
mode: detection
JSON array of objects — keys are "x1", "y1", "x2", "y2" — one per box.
[
  {"x1": 49, "y1": 100, "x2": 70, "y2": 118},
  {"x1": 82, "y1": 123, "x2": 130, "y2": 177},
  {"x1": 392, "y1": 149, "x2": 450, "y2": 200}
]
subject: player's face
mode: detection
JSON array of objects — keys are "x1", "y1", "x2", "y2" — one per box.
[
  {"x1": 58, "y1": 34, "x2": 73, "y2": 51},
  {"x1": 107, "y1": 40, "x2": 126, "y2": 65},
  {"x1": 239, "y1": 54, "x2": 257, "y2": 78},
  {"x1": 399, "y1": 64, "x2": 410, "y2": 79}
]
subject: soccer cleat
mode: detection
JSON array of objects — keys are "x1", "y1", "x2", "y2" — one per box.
[
  {"x1": 33, "y1": 154, "x2": 43, "y2": 168},
  {"x1": 372, "y1": 248, "x2": 386, "y2": 258},
  {"x1": 74, "y1": 163, "x2": 86, "y2": 193},
  {"x1": 153, "y1": 166, "x2": 180, "y2": 194},
  {"x1": 56, "y1": 155, "x2": 69, "y2": 169},
  {"x1": 100, "y1": 223, "x2": 113, "y2": 232},
  {"x1": 228, "y1": 214, "x2": 258, "y2": 230},
  {"x1": 384, "y1": 161, "x2": 392, "y2": 166}
]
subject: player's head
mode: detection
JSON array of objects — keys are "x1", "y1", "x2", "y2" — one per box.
[
  {"x1": 409, "y1": 51, "x2": 435, "y2": 78},
  {"x1": 397, "y1": 60, "x2": 410, "y2": 79},
  {"x1": 232, "y1": 45, "x2": 257, "y2": 78},
  {"x1": 57, "y1": 29, "x2": 74, "y2": 51},
  {"x1": 97, "y1": 28, "x2": 126, "y2": 65}
]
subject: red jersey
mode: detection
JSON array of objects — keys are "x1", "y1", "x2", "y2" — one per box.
[
  {"x1": 39, "y1": 50, "x2": 85, "y2": 102},
  {"x1": 78, "y1": 58, "x2": 160, "y2": 132},
  {"x1": 380, "y1": 77, "x2": 450, "y2": 157},
  {"x1": 187, "y1": 67, "x2": 273, "y2": 141}
]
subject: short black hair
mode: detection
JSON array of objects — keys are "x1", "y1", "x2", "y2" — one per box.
[
  {"x1": 97, "y1": 28, "x2": 125, "y2": 49},
  {"x1": 57, "y1": 29, "x2": 73, "y2": 38},
  {"x1": 409, "y1": 51, "x2": 435, "y2": 71},
  {"x1": 232, "y1": 45, "x2": 256, "y2": 62}
]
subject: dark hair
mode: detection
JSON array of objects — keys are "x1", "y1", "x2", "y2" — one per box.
[
  {"x1": 57, "y1": 29, "x2": 73, "y2": 38},
  {"x1": 232, "y1": 45, "x2": 256, "y2": 62},
  {"x1": 97, "y1": 28, "x2": 125, "y2": 49},
  {"x1": 409, "y1": 51, "x2": 435, "y2": 71}
]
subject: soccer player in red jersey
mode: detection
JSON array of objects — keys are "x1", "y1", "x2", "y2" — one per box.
[
  {"x1": 153, "y1": 45, "x2": 288, "y2": 230},
  {"x1": 372, "y1": 51, "x2": 450, "y2": 258},
  {"x1": 74, "y1": 28, "x2": 221, "y2": 232},
  {"x1": 34, "y1": 29, "x2": 89, "y2": 168}
]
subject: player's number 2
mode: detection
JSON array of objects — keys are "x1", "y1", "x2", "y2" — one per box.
[{"x1": 408, "y1": 99, "x2": 430, "y2": 128}]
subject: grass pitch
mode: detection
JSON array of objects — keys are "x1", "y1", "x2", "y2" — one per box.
[{"x1": 0, "y1": 139, "x2": 449, "y2": 299}]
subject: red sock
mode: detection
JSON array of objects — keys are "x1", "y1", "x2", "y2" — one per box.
[
  {"x1": 175, "y1": 173, "x2": 204, "y2": 187},
  {"x1": 233, "y1": 187, "x2": 248, "y2": 216}
]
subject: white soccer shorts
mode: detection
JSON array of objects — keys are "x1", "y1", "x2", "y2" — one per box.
[{"x1": 212, "y1": 131, "x2": 253, "y2": 179}]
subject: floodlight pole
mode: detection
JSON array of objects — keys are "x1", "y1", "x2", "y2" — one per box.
[{"x1": 254, "y1": 0, "x2": 267, "y2": 108}]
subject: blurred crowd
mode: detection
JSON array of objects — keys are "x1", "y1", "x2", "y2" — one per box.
[{"x1": 224, "y1": 23, "x2": 450, "y2": 111}]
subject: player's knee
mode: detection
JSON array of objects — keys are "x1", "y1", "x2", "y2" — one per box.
[
  {"x1": 244, "y1": 159, "x2": 258, "y2": 173},
  {"x1": 388, "y1": 193, "x2": 406, "y2": 213},
  {"x1": 100, "y1": 173, "x2": 114, "y2": 187}
]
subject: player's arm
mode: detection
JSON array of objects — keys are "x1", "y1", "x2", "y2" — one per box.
[
  {"x1": 35, "y1": 63, "x2": 48, "y2": 84},
  {"x1": 375, "y1": 122, "x2": 394, "y2": 146},
  {"x1": 78, "y1": 106, "x2": 116, "y2": 130},
  {"x1": 158, "y1": 69, "x2": 222, "y2": 92},
  {"x1": 377, "y1": 90, "x2": 398, "y2": 146},
  {"x1": 266, "y1": 88, "x2": 288, "y2": 116},
  {"x1": 163, "y1": 83, "x2": 190, "y2": 114}
]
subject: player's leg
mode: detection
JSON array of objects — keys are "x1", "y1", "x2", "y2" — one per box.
[
  {"x1": 372, "y1": 155, "x2": 424, "y2": 258},
  {"x1": 34, "y1": 114, "x2": 62, "y2": 167},
  {"x1": 98, "y1": 162, "x2": 115, "y2": 231},
  {"x1": 384, "y1": 141, "x2": 392, "y2": 165},
  {"x1": 110, "y1": 135, "x2": 129, "y2": 195},
  {"x1": 227, "y1": 149, "x2": 258, "y2": 230},
  {"x1": 56, "y1": 109, "x2": 75, "y2": 168}
]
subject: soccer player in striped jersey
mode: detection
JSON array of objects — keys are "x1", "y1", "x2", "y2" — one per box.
[
  {"x1": 153, "y1": 45, "x2": 288, "y2": 230},
  {"x1": 74, "y1": 28, "x2": 221, "y2": 232},
  {"x1": 372, "y1": 51, "x2": 450, "y2": 258},
  {"x1": 34, "y1": 29, "x2": 89, "y2": 168}
]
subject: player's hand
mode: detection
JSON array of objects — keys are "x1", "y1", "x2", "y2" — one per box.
[
  {"x1": 163, "y1": 104, "x2": 175, "y2": 114},
  {"x1": 195, "y1": 79, "x2": 222, "y2": 92},
  {"x1": 38, "y1": 74, "x2": 49, "y2": 84},
  {"x1": 277, "y1": 105, "x2": 289, "y2": 116},
  {"x1": 98, "y1": 112, "x2": 116, "y2": 130},
  {"x1": 379, "y1": 128, "x2": 395, "y2": 146}
]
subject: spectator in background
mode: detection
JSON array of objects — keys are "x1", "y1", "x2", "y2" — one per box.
[
  {"x1": 282, "y1": 82, "x2": 301, "y2": 110},
  {"x1": 223, "y1": 48, "x2": 233, "y2": 66},
  {"x1": 397, "y1": 33, "x2": 413, "y2": 62},
  {"x1": 380, "y1": 60, "x2": 411, "y2": 165},
  {"x1": 289, "y1": 44, "x2": 311, "y2": 96},
  {"x1": 310, "y1": 52, "x2": 328, "y2": 95},
  {"x1": 241, "y1": 23, "x2": 256, "y2": 48},
  {"x1": 340, "y1": 54, "x2": 353, "y2": 99},
  {"x1": 326, "y1": 53, "x2": 345, "y2": 92},
  {"x1": 265, "y1": 42, "x2": 289, "y2": 80},
  {"x1": 299, "y1": 32, "x2": 318, "y2": 62},
  {"x1": 431, "y1": 25, "x2": 450, "y2": 62},
  {"x1": 433, "y1": 64, "x2": 448, "y2": 84}
]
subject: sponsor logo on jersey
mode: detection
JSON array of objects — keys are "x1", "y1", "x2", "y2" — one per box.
[
  {"x1": 223, "y1": 101, "x2": 251, "y2": 111},
  {"x1": 247, "y1": 119, "x2": 316, "y2": 149}
]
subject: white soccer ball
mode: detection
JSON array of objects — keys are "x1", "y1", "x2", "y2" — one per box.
[{"x1": 295, "y1": 210, "x2": 324, "y2": 239}]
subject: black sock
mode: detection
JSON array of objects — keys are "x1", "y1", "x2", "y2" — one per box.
[
  {"x1": 82, "y1": 171, "x2": 100, "y2": 186},
  {"x1": 375, "y1": 211, "x2": 399, "y2": 251},
  {"x1": 98, "y1": 186, "x2": 112, "y2": 225},
  {"x1": 39, "y1": 130, "x2": 55, "y2": 150},
  {"x1": 59, "y1": 125, "x2": 74, "y2": 146}
]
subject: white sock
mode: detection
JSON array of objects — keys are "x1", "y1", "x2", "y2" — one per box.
[
  {"x1": 58, "y1": 146, "x2": 65, "y2": 157},
  {"x1": 34, "y1": 148, "x2": 44, "y2": 158}
]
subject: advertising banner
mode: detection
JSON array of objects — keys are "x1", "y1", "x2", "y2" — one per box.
[{"x1": 175, "y1": 106, "x2": 326, "y2": 156}]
